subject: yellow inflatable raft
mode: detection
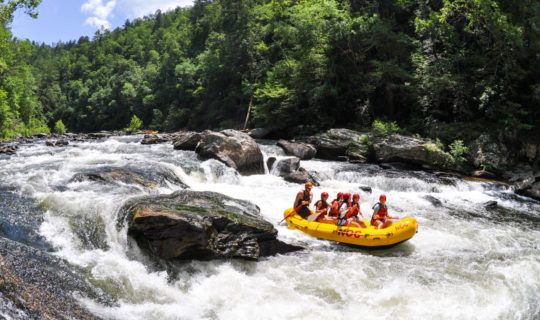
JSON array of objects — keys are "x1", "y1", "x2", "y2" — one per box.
[{"x1": 283, "y1": 208, "x2": 418, "y2": 248}]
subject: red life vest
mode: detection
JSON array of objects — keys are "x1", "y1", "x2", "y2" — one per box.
[
  {"x1": 343, "y1": 202, "x2": 360, "y2": 219},
  {"x1": 371, "y1": 202, "x2": 388, "y2": 224},
  {"x1": 329, "y1": 200, "x2": 341, "y2": 216}
]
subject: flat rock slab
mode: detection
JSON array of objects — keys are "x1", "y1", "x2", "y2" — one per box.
[{"x1": 120, "y1": 190, "x2": 301, "y2": 261}]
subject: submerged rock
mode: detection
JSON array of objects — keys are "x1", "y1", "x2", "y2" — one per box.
[
  {"x1": 0, "y1": 144, "x2": 17, "y2": 155},
  {"x1": 0, "y1": 237, "x2": 109, "y2": 319},
  {"x1": 277, "y1": 140, "x2": 316, "y2": 160},
  {"x1": 141, "y1": 134, "x2": 170, "y2": 145},
  {"x1": 195, "y1": 130, "x2": 264, "y2": 175},
  {"x1": 120, "y1": 190, "x2": 301, "y2": 261},
  {"x1": 69, "y1": 165, "x2": 188, "y2": 189},
  {"x1": 45, "y1": 139, "x2": 69, "y2": 147}
]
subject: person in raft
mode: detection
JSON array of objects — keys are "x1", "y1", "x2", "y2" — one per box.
[
  {"x1": 293, "y1": 181, "x2": 314, "y2": 218},
  {"x1": 313, "y1": 192, "x2": 334, "y2": 222},
  {"x1": 371, "y1": 194, "x2": 399, "y2": 229},
  {"x1": 328, "y1": 192, "x2": 343, "y2": 219},
  {"x1": 338, "y1": 193, "x2": 367, "y2": 228}
]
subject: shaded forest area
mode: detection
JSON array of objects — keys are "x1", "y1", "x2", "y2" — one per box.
[{"x1": 1, "y1": 0, "x2": 539, "y2": 147}]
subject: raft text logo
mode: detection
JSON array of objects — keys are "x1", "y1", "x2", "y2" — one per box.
[{"x1": 337, "y1": 229, "x2": 362, "y2": 238}]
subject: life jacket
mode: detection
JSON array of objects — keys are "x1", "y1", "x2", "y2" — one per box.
[
  {"x1": 371, "y1": 202, "x2": 388, "y2": 224},
  {"x1": 343, "y1": 202, "x2": 360, "y2": 220},
  {"x1": 329, "y1": 199, "x2": 342, "y2": 216}
]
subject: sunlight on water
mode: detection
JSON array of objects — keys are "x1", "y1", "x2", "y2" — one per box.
[{"x1": 0, "y1": 137, "x2": 538, "y2": 319}]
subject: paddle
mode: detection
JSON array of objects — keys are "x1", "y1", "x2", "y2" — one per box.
[
  {"x1": 307, "y1": 211, "x2": 324, "y2": 222},
  {"x1": 277, "y1": 204, "x2": 303, "y2": 225}
]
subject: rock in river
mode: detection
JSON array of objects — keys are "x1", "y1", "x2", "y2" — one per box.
[
  {"x1": 195, "y1": 130, "x2": 265, "y2": 175},
  {"x1": 277, "y1": 140, "x2": 316, "y2": 160},
  {"x1": 120, "y1": 190, "x2": 301, "y2": 261},
  {"x1": 70, "y1": 165, "x2": 188, "y2": 189}
]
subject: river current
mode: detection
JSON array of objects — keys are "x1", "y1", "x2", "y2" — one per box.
[{"x1": 0, "y1": 136, "x2": 538, "y2": 319}]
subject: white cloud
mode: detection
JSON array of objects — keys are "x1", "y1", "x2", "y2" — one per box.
[
  {"x1": 81, "y1": 0, "x2": 193, "y2": 30},
  {"x1": 118, "y1": 0, "x2": 194, "y2": 18},
  {"x1": 81, "y1": 0, "x2": 117, "y2": 29}
]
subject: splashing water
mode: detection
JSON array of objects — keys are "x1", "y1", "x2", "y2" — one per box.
[{"x1": 0, "y1": 136, "x2": 538, "y2": 320}]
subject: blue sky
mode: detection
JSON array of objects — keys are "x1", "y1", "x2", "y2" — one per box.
[{"x1": 11, "y1": 0, "x2": 194, "y2": 44}]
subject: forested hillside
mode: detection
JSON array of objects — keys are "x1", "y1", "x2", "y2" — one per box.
[{"x1": 2, "y1": 0, "x2": 540, "y2": 145}]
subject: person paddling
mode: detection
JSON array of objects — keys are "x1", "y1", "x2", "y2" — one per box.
[
  {"x1": 329, "y1": 192, "x2": 343, "y2": 218},
  {"x1": 312, "y1": 192, "x2": 334, "y2": 222},
  {"x1": 371, "y1": 194, "x2": 399, "y2": 229},
  {"x1": 338, "y1": 193, "x2": 367, "y2": 228},
  {"x1": 293, "y1": 181, "x2": 313, "y2": 218}
]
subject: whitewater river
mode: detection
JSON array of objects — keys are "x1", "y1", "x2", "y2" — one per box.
[{"x1": 0, "y1": 135, "x2": 538, "y2": 319}]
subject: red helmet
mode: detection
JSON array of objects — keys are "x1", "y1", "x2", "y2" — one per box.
[
  {"x1": 321, "y1": 192, "x2": 329, "y2": 198},
  {"x1": 337, "y1": 192, "x2": 343, "y2": 198},
  {"x1": 353, "y1": 193, "x2": 360, "y2": 199},
  {"x1": 379, "y1": 194, "x2": 387, "y2": 201},
  {"x1": 343, "y1": 193, "x2": 351, "y2": 199}
]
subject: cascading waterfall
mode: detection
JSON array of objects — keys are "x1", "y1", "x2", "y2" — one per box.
[{"x1": 0, "y1": 136, "x2": 538, "y2": 320}]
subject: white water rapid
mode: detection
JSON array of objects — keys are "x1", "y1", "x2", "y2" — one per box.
[{"x1": 0, "y1": 136, "x2": 538, "y2": 319}]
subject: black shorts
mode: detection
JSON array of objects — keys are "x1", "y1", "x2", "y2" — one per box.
[{"x1": 298, "y1": 206, "x2": 311, "y2": 219}]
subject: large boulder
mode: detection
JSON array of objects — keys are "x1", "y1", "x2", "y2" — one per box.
[
  {"x1": 304, "y1": 129, "x2": 371, "y2": 161},
  {"x1": 248, "y1": 128, "x2": 271, "y2": 139},
  {"x1": 271, "y1": 157, "x2": 310, "y2": 184},
  {"x1": 120, "y1": 190, "x2": 301, "y2": 261},
  {"x1": 172, "y1": 131, "x2": 202, "y2": 151},
  {"x1": 69, "y1": 165, "x2": 188, "y2": 189},
  {"x1": 277, "y1": 140, "x2": 316, "y2": 160},
  {"x1": 195, "y1": 130, "x2": 264, "y2": 175},
  {"x1": 510, "y1": 171, "x2": 540, "y2": 201},
  {"x1": 373, "y1": 134, "x2": 452, "y2": 169},
  {"x1": 468, "y1": 134, "x2": 510, "y2": 171}
]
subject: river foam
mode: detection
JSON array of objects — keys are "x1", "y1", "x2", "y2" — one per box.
[{"x1": 0, "y1": 136, "x2": 538, "y2": 319}]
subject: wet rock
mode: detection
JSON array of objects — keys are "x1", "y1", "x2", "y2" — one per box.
[
  {"x1": 468, "y1": 134, "x2": 510, "y2": 171},
  {"x1": 359, "y1": 185, "x2": 372, "y2": 193},
  {"x1": 0, "y1": 144, "x2": 17, "y2": 155},
  {"x1": 119, "y1": 190, "x2": 301, "y2": 261},
  {"x1": 0, "y1": 237, "x2": 110, "y2": 319},
  {"x1": 424, "y1": 195, "x2": 443, "y2": 207},
  {"x1": 248, "y1": 128, "x2": 270, "y2": 139},
  {"x1": 141, "y1": 134, "x2": 169, "y2": 145},
  {"x1": 45, "y1": 139, "x2": 69, "y2": 147},
  {"x1": 69, "y1": 165, "x2": 188, "y2": 189},
  {"x1": 273, "y1": 157, "x2": 300, "y2": 176},
  {"x1": 277, "y1": 140, "x2": 316, "y2": 160},
  {"x1": 283, "y1": 168, "x2": 310, "y2": 184},
  {"x1": 266, "y1": 157, "x2": 277, "y2": 171},
  {"x1": 374, "y1": 134, "x2": 452, "y2": 169},
  {"x1": 304, "y1": 128, "x2": 370, "y2": 161},
  {"x1": 172, "y1": 131, "x2": 202, "y2": 151},
  {"x1": 0, "y1": 187, "x2": 52, "y2": 251},
  {"x1": 484, "y1": 201, "x2": 498, "y2": 210},
  {"x1": 472, "y1": 170, "x2": 498, "y2": 179},
  {"x1": 510, "y1": 171, "x2": 540, "y2": 201},
  {"x1": 195, "y1": 130, "x2": 264, "y2": 175}
]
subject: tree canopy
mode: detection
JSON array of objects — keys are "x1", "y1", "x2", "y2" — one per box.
[{"x1": 0, "y1": 0, "x2": 538, "y2": 144}]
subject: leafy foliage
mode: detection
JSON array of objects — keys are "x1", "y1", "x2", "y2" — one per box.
[
  {"x1": 53, "y1": 119, "x2": 66, "y2": 134},
  {"x1": 0, "y1": 0, "x2": 537, "y2": 151},
  {"x1": 126, "y1": 115, "x2": 143, "y2": 133}
]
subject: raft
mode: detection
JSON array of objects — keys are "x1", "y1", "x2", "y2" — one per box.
[{"x1": 283, "y1": 208, "x2": 418, "y2": 248}]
